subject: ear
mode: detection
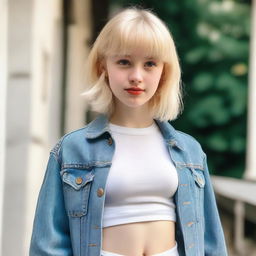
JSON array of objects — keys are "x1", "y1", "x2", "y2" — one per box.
[
  {"x1": 99, "y1": 59, "x2": 109, "y2": 86},
  {"x1": 99, "y1": 59, "x2": 107, "y2": 76}
]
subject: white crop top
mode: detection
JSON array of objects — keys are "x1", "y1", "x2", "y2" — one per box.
[{"x1": 102, "y1": 121, "x2": 179, "y2": 228}]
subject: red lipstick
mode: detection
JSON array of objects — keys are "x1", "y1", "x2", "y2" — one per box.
[
  {"x1": 126, "y1": 90, "x2": 143, "y2": 95},
  {"x1": 125, "y1": 87, "x2": 144, "y2": 95}
]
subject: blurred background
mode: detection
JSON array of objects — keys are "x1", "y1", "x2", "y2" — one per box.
[{"x1": 0, "y1": 0, "x2": 255, "y2": 255}]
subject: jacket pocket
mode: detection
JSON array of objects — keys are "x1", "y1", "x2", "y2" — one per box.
[
  {"x1": 189, "y1": 167, "x2": 205, "y2": 224},
  {"x1": 190, "y1": 168, "x2": 205, "y2": 188},
  {"x1": 61, "y1": 168, "x2": 95, "y2": 217}
]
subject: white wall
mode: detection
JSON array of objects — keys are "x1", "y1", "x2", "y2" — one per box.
[
  {"x1": 0, "y1": 0, "x2": 8, "y2": 254},
  {"x1": 2, "y1": 0, "x2": 33, "y2": 255},
  {"x1": 1, "y1": 0, "x2": 63, "y2": 255},
  {"x1": 65, "y1": 0, "x2": 92, "y2": 132}
]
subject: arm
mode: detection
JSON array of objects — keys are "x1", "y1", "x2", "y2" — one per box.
[
  {"x1": 29, "y1": 152, "x2": 72, "y2": 256},
  {"x1": 203, "y1": 153, "x2": 228, "y2": 256}
]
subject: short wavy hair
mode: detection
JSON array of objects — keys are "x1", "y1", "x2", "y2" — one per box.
[{"x1": 81, "y1": 7, "x2": 183, "y2": 121}]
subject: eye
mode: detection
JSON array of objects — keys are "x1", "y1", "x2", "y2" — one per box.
[
  {"x1": 145, "y1": 61, "x2": 157, "y2": 68},
  {"x1": 117, "y1": 59, "x2": 130, "y2": 66}
]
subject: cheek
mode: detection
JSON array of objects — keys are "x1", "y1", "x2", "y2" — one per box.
[
  {"x1": 150, "y1": 71, "x2": 163, "y2": 88},
  {"x1": 109, "y1": 74, "x2": 127, "y2": 92},
  {"x1": 107, "y1": 73, "x2": 124, "y2": 93},
  {"x1": 108, "y1": 75, "x2": 120, "y2": 89}
]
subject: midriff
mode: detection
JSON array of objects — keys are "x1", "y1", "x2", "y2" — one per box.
[{"x1": 102, "y1": 220, "x2": 176, "y2": 256}]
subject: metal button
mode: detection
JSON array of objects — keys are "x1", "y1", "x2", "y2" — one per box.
[
  {"x1": 197, "y1": 177, "x2": 203, "y2": 184},
  {"x1": 108, "y1": 137, "x2": 113, "y2": 145},
  {"x1": 188, "y1": 243, "x2": 195, "y2": 248},
  {"x1": 196, "y1": 176, "x2": 205, "y2": 187},
  {"x1": 97, "y1": 188, "x2": 104, "y2": 197},
  {"x1": 187, "y1": 221, "x2": 194, "y2": 227},
  {"x1": 169, "y1": 140, "x2": 176, "y2": 147},
  {"x1": 75, "y1": 177, "x2": 83, "y2": 185}
]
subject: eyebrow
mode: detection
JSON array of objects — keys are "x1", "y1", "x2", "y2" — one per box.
[{"x1": 113, "y1": 54, "x2": 155, "y2": 59}]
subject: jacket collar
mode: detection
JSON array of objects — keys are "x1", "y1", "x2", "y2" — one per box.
[{"x1": 84, "y1": 113, "x2": 184, "y2": 151}]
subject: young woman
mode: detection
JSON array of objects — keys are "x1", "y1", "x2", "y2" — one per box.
[{"x1": 29, "y1": 7, "x2": 228, "y2": 256}]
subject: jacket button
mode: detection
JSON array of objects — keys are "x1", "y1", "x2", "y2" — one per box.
[
  {"x1": 97, "y1": 188, "x2": 104, "y2": 197},
  {"x1": 187, "y1": 221, "x2": 194, "y2": 227},
  {"x1": 169, "y1": 140, "x2": 176, "y2": 147},
  {"x1": 197, "y1": 177, "x2": 203, "y2": 184},
  {"x1": 75, "y1": 177, "x2": 83, "y2": 185},
  {"x1": 108, "y1": 137, "x2": 113, "y2": 145}
]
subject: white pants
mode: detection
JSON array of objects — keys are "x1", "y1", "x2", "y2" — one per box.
[{"x1": 101, "y1": 242, "x2": 179, "y2": 256}]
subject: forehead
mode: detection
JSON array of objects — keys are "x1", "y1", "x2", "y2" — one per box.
[
  {"x1": 111, "y1": 53, "x2": 157, "y2": 59},
  {"x1": 105, "y1": 44, "x2": 164, "y2": 61},
  {"x1": 102, "y1": 27, "x2": 168, "y2": 62}
]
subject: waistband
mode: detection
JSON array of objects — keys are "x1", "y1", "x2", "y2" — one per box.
[{"x1": 101, "y1": 242, "x2": 179, "y2": 256}]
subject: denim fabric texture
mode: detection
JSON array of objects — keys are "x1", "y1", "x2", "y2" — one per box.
[{"x1": 29, "y1": 114, "x2": 228, "y2": 256}]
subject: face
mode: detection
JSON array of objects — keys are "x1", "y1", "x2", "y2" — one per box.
[{"x1": 103, "y1": 49, "x2": 164, "y2": 111}]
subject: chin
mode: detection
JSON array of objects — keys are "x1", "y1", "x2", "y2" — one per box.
[{"x1": 124, "y1": 102, "x2": 148, "y2": 109}]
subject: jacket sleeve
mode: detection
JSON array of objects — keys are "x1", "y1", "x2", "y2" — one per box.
[
  {"x1": 29, "y1": 152, "x2": 72, "y2": 256},
  {"x1": 203, "y1": 153, "x2": 228, "y2": 256}
]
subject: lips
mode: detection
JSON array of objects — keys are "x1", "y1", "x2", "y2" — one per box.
[
  {"x1": 125, "y1": 89, "x2": 144, "y2": 95},
  {"x1": 125, "y1": 87, "x2": 144, "y2": 91}
]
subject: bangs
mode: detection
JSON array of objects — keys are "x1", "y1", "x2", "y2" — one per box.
[{"x1": 101, "y1": 18, "x2": 171, "y2": 61}]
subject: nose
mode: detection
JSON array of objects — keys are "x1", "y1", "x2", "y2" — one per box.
[{"x1": 129, "y1": 67, "x2": 143, "y2": 85}]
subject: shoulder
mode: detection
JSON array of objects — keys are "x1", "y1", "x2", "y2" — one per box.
[
  {"x1": 50, "y1": 124, "x2": 91, "y2": 161},
  {"x1": 174, "y1": 128, "x2": 206, "y2": 164},
  {"x1": 176, "y1": 130, "x2": 204, "y2": 151}
]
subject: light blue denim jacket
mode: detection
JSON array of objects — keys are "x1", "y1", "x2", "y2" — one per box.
[{"x1": 30, "y1": 114, "x2": 228, "y2": 256}]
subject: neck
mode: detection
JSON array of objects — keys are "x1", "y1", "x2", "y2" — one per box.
[{"x1": 109, "y1": 104, "x2": 154, "y2": 128}]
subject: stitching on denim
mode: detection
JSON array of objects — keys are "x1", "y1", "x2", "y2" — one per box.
[
  {"x1": 50, "y1": 137, "x2": 65, "y2": 164},
  {"x1": 167, "y1": 139, "x2": 185, "y2": 151},
  {"x1": 61, "y1": 161, "x2": 112, "y2": 170},
  {"x1": 67, "y1": 211, "x2": 86, "y2": 217},
  {"x1": 61, "y1": 164, "x2": 93, "y2": 170},
  {"x1": 50, "y1": 126, "x2": 88, "y2": 163},
  {"x1": 176, "y1": 162, "x2": 204, "y2": 170},
  {"x1": 50, "y1": 151, "x2": 59, "y2": 163}
]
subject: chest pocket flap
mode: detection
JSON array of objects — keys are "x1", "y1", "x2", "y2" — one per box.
[
  {"x1": 190, "y1": 168, "x2": 205, "y2": 188},
  {"x1": 61, "y1": 168, "x2": 95, "y2": 217},
  {"x1": 62, "y1": 169, "x2": 95, "y2": 190}
]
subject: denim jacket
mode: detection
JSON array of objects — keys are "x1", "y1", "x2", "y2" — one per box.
[{"x1": 29, "y1": 114, "x2": 227, "y2": 256}]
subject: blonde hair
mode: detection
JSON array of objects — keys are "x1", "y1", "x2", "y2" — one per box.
[{"x1": 81, "y1": 7, "x2": 183, "y2": 121}]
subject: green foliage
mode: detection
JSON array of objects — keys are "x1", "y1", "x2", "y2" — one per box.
[{"x1": 110, "y1": 0, "x2": 250, "y2": 178}]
